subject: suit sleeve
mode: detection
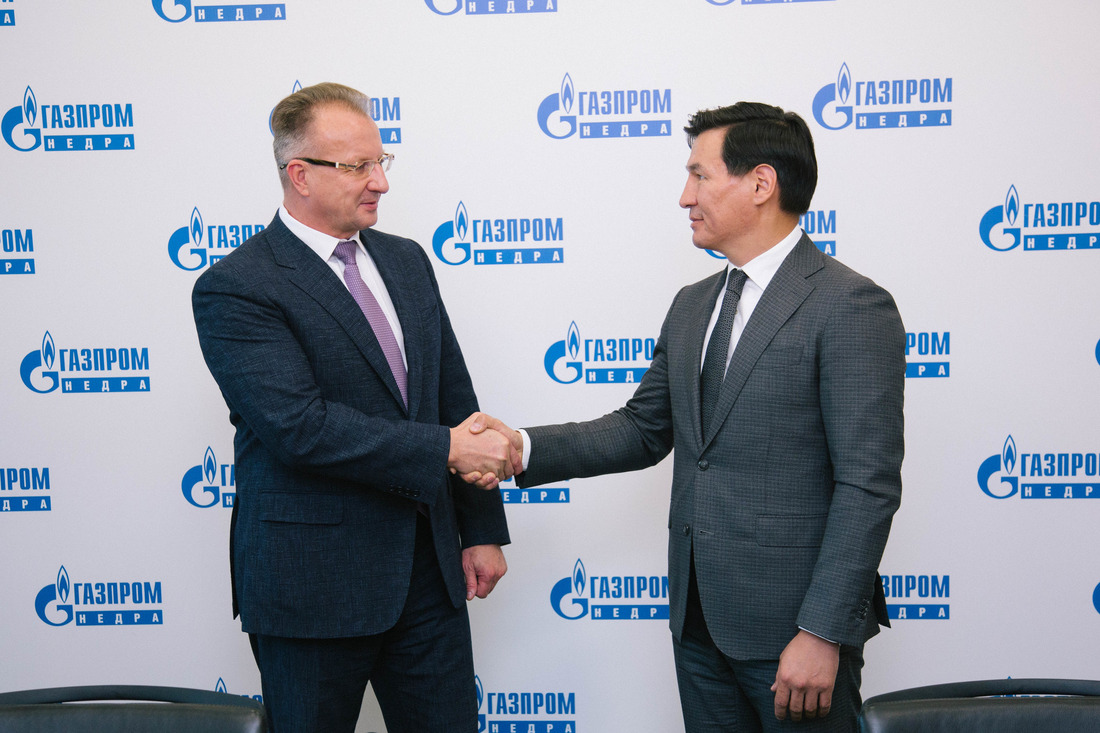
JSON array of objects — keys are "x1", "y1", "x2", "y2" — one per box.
[
  {"x1": 519, "y1": 293, "x2": 678, "y2": 487},
  {"x1": 417, "y1": 246, "x2": 510, "y2": 548},
  {"x1": 796, "y1": 277, "x2": 905, "y2": 646},
  {"x1": 192, "y1": 255, "x2": 452, "y2": 506}
]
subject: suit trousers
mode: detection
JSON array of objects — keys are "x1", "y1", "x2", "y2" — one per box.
[
  {"x1": 250, "y1": 512, "x2": 477, "y2": 733},
  {"x1": 673, "y1": 554, "x2": 864, "y2": 733}
]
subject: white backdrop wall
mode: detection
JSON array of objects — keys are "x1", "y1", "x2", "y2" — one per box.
[{"x1": 3, "y1": 1, "x2": 1099, "y2": 731}]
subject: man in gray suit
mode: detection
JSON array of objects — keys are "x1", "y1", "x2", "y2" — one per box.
[{"x1": 472, "y1": 102, "x2": 904, "y2": 731}]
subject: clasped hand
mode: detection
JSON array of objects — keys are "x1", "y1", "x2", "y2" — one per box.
[{"x1": 447, "y1": 412, "x2": 524, "y2": 489}]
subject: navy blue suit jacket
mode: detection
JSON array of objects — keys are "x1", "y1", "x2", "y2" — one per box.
[{"x1": 192, "y1": 214, "x2": 509, "y2": 639}]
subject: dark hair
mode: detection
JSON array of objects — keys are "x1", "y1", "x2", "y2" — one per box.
[{"x1": 684, "y1": 102, "x2": 817, "y2": 215}]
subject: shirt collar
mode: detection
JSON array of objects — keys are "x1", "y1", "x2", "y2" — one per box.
[
  {"x1": 278, "y1": 206, "x2": 362, "y2": 261},
  {"x1": 731, "y1": 225, "x2": 802, "y2": 292}
]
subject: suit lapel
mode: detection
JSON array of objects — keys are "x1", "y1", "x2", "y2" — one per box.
[
  {"x1": 267, "y1": 217, "x2": 410, "y2": 414},
  {"x1": 702, "y1": 235, "x2": 823, "y2": 447},
  {"x1": 688, "y1": 270, "x2": 729, "y2": 449}
]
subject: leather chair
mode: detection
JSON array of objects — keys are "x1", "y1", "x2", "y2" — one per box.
[
  {"x1": 858, "y1": 677, "x2": 1100, "y2": 733},
  {"x1": 0, "y1": 684, "x2": 267, "y2": 732}
]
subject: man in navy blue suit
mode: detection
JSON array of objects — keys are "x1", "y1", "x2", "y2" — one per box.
[{"x1": 192, "y1": 82, "x2": 515, "y2": 733}]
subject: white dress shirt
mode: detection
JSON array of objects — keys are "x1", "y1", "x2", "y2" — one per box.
[
  {"x1": 699, "y1": 225, "x2": 802, "y2": 374},
  {"x1": 278, "y1": 206, "x2": 407, "y2": 370}
]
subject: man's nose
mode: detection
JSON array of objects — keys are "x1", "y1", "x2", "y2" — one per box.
[
  {"x1": 369, "y1": 165, "x2": 390, "y2": 193},
  {"x1": 679, "y1": 180, "x2": 694, "y2": 209}
]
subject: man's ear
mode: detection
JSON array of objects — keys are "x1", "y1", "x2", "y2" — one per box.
[
  {"x1": 751, "y1": 163, "x2": 779, "y2": 205},
  {"x1": 285, "y1": 160, "x2": 310, "y2": 198}
]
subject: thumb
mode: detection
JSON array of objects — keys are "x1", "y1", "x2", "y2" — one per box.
[
  {"x1": 468, "y1": 412, "x2": 487, "y2": 434},
  {"x1": 464, "y1": 563, "x2": 477, "y2": 600},
  {"x1": 470, "y1": 412, "x2": 505, "y2": 435}
]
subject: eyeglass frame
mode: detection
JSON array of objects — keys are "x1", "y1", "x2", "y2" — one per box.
[{"x1": 278, "y1": 153, "x2": 394, "y2": 177}]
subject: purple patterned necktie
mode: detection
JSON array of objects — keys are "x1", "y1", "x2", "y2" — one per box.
[{"x1": 334, "y1": 240, "x2": 408, "y2": 406}]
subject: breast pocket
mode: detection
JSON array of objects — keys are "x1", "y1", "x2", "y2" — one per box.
[{"x1": 756, "y1": 345, "x2": 803, "y2": 367}]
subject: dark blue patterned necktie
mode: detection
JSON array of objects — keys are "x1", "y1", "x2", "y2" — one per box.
[{"x1": 700, "y1": 269, "x2": 747, "y2": 432}]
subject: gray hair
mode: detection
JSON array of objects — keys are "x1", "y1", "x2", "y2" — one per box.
[{"x1": 271, "y1": 82, "x2": 372, "y2": 188}]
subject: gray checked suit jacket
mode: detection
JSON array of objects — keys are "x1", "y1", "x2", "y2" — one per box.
[{"x1": 519, "y1": 234, "x2": 904, "y2": 659}]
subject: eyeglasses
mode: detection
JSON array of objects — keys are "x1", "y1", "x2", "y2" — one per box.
[{"x1": 279, "y1": 153, "x2": 394, "y2": 177}]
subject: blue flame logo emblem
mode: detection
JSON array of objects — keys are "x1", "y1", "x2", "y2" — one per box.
[
  {"x1": 34, "y1": 565, "x2": 74, "y2": 626},
  {"x1": 23, "y1": 87, "x2": 37, "y2": 127},
  {"x1": 168, "y1": 206, "x2": 208, "y2": 271},
  {"x1": 42, "y1": 331, "x2": 55, "y2": 370},
  {"x1": 57, "y1": 566, "x2": 70, "y2": 604},
  {"x1": 572, "y1": 559, "x2": 586, "y2": 596},
  {"x1": 182, "y1": 446, "x2": 225, "y2": 508},
  {"x1": 455, "y1": 201, "x2": 469, "y2": 242},
  {"x1": 1004, "y1": 185, "x2": 1019, "y2": 226},
  {"x1": 190, "y1": 207, "x2": 205, "y2": 246},
  {"x1": 215, "y1": 678, "x2": 228, "y2": 694},
  {"x1": 544, "y1": 322, "x2": 583, "y2": 384},
  {"x1": 811, "y1": 64, "x2": 855, "y2": 131},
  {"x1": 3, "y1": 85, "x2": 44, "y2": 151},
  {"x1": 979, "y1": 184, "x2": 1023, "y2": 251},
  {"x1": 432, "y1": 201, "x2": 473, "y2": 265},
  {"x1": 1002, "y1": 435, "x2": 1016, "y2": 475},
  {"x1": 550, "y1": 558, "x2": 590, "y2": 619},
  {"x1": 537, "y1": 73, "x2": 579, "y2": 140},
  {"x1": 560, "y1": 74, "x2": 574, "y2": 115},
  {"x1": 204, "y1": 447, "x2": 217, "y2": 485},
  {"x1": 19, "y1": 331, "x2": 60, "y2": 394},
  {"x1": 977, "y1": 434, "x2": 1020, "y2": 499},
  {"x1": 837, "y1": 63, "x2": 851, "y2": 105}
]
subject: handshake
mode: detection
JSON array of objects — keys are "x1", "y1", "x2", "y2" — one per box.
[{"x1": 447, "y1": 412, "x2": 524, "y2": 490}]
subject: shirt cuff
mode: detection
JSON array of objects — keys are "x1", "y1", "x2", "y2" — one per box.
[
  {"x1": 798, "y1": 626, "x2": 839, "y2": 645},
  {"x1": 517, "y1": 428, "x2": 532, "y2": 472}
]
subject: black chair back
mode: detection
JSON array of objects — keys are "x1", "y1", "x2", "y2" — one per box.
[
  {"x1": 859, "y1": 678, "x2": 1100, "y2": 733},
  {"x1": 0, "y1": 684, "x2": 267, "y2": 733}
]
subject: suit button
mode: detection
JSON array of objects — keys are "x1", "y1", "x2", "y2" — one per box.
[
  {"x1": 697, "y1": 459, "x2": 709, "y2": 471},
  {"x1": 682, "y1": 524, "x2": 691, "y2": 536}
]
